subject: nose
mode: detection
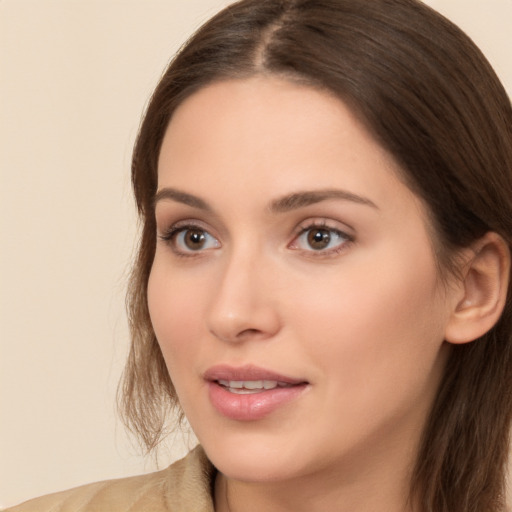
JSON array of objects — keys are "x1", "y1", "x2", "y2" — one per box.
[{"x1": 206, "y1": 249, "x2": 281, "y2": 343}]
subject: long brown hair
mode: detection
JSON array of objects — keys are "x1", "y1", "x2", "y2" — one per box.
[{"x1": 119, "y1": 1, "x2": 512, "y2": 510}]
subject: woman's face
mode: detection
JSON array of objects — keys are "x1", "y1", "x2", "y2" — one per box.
[{"x1": 148, "y1": 77, "x2": 455, "y2": 484}]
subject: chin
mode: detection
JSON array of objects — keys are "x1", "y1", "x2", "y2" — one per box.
[
  {"x1": 211, "y1": 453, "x2": 306, "y2": 484},
  {"x1": 198, "y1": 428, "x2": 310, "y2": 483}
]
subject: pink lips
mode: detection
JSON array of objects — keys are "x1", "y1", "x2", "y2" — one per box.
[{"x1": 204, "y1": 365, "x2": 308, "y2": 421}]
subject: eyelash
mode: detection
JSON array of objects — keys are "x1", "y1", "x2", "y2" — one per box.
[
  {"x1": 158, "y1": 219, "x2": 354, "y2": 258},
  {"x1": 159, "y1": 221, "x2": 220, "y2": 257},
  {"x1": 290, "y1": 220, "x2": 354, "y2": 257}
]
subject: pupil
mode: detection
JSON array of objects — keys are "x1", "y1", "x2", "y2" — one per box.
[
  {"x1": 185, "y1": 229, "x2": 206, "y2": 250},
  {"x1": 308, "y1": 229, "x2": 330, "y2": 250}
]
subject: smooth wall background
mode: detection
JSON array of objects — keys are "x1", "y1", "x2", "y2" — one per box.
[{"x1": 1, "y1": 0, "x2": 511, "y2": 508}]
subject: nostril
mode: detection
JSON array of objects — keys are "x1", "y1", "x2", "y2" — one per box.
[
  {"x1": 209, "y1": 326, "x2": 271, "y2": 344},
  {"x1": 238, "y1": 328, "x2": 261, "y2": 337}
]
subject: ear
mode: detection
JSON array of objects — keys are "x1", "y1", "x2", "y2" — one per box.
[{"x1": 444, "y1": 232, "x2": 510, "y2": 345}]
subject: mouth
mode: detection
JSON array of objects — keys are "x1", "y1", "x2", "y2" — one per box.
[
  {"x1": 204, "y1": 364, "x2": 307, "y2": 389},
  {"x1": 216, "y1": 379, "x2": 297, "y2": 394},
  {"x1": 204, "y1": 365, "x2": 309, "y2": 421}
]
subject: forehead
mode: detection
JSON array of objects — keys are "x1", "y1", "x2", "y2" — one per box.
[
  {"x1": 157, "y1": 77, "x2": 426, "y2": 222},
  {"x1": 160, "y1": 78, "x2": 392, "y2": 177}
]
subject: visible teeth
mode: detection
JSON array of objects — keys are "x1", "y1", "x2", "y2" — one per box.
[
  {"x1": 244, "y1": 380, "x2": 263, "y2": 389},
  {"x1": 217, "y1": 380, "x2": 280, "y2": 391}
]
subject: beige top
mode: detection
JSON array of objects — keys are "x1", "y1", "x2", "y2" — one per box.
[{"x1": 5, "y1": 446, "x2": 216, "y2": 512}]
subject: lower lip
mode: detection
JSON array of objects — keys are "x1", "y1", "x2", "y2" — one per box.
[{"x1": 208, "y1": 381, "x2": 308, "y2": 421}]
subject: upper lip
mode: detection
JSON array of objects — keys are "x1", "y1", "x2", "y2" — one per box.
[{"x1": 203, "y1": 364, "x2": 307, "y2": 385}]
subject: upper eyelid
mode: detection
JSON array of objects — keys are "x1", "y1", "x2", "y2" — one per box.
[
  {"x1": 157, "y1": 218, "x2": 216, "y2": 235},
  {"x1": 293, "y1": 217, "x2": 355, "y2": 236},
  {"x1": 156, "y1": 220, "x2": 216, "y2": 245},
  {"x1": 154, "y1": 205, "x2": 226, "y2": 235},
  {"x1": 292, "y1": 224, "x2": 353, "y2": 243},
  {"x1": 154, "y1": 202, "x2": 222, "y2": 229}
]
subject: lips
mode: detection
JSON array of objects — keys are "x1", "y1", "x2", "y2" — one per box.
[{"x1": 204, "y1": 365, "x2": 309, "y2": 421}]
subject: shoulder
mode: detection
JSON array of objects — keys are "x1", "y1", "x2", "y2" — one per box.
[{"x1": 4, "y1": 446, "x2": 215, "y2": 512}]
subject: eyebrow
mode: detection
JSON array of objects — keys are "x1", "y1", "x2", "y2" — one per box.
[
  {"x1": 153, "y1": 187, "x2": 378, "y2": 212},
  {"x1": 153, "y1": 188, "x2": 212, "y2": 211},
  {"x1": 269, "y1": 189, "x2": 378, "y2": 213}
]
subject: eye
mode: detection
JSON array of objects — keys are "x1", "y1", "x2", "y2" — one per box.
[
  {"x1": 160, "y1": 225, "x2": 220, "y2": 254},
  {"x1": 289, "y1": 223, "x2": 352, "y2": 254}
]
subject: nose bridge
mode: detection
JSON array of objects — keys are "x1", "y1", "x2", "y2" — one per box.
[{"x1": 206, "y1": 240, "x2": 280, "y2": 342}]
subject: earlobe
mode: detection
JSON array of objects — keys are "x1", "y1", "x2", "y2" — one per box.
[{"x1": 444, "y1": 232, "x2": 510, "y2": 345}]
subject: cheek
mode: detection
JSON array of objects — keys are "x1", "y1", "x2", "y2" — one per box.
[
  {"x1": 147, "y1": 261, "x2": 207, "y2": 367},
  {"x1": 291, "y1": 249, "x2": 448, "y2": 395}
]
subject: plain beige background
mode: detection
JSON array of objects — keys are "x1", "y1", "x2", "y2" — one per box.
[{"x1": 1, "y1": 0, "x2": 511, "y2": 508}]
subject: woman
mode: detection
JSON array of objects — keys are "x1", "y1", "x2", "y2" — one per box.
[{"x1": 7, "y1": 0, "x2": 512, "y2": 511}]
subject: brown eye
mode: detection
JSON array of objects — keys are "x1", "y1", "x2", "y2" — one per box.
[
  {"x1": 167, "y1": 226, "x2": 220, "y2": 253},
  {"x1": 184, "y1": 228, "x2": 206, "y2": 250},
  {"x1": 307, "y1": 228, "x2": 331, "y2": 250},
  {"x1": 289, "y1": 224, "x2": 351, "y2": 254}
]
